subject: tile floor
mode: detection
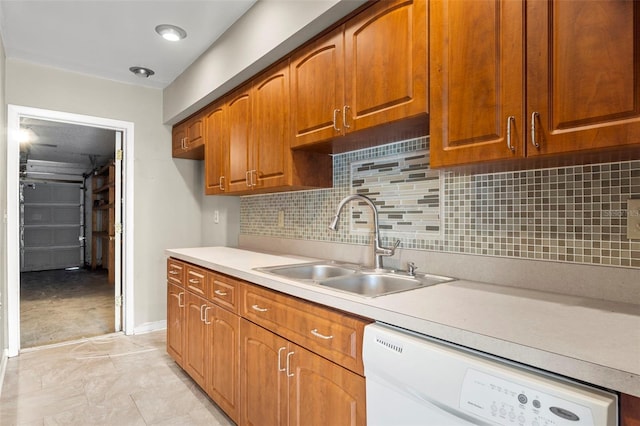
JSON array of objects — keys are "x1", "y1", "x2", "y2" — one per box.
[{"x1": 0, "y1": 330, "x2": 235, "y2": 425}]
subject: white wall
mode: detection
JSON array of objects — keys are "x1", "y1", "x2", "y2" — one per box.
[
  {"x1": 0, "y1": 25, "x2": 7, "y2": 352},
  {"x1": 4, "y1": 59, "x2": 203, "y2": 329},
  {"x1": 163, "y1": 0, "x2": 366, "y2": 124}
]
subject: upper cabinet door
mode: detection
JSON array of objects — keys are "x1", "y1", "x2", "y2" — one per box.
[
  {"x1": 290, "y1": 26, "x2": 345, "y2": 148},
  {"x1": 253, "y1": 61, "x2": 291, "y2": 190},
  {"x1": 204, "y1": 101, "x2": 227, "y2": 195},
  {"x1": 526, "y1": 0, "x2": 640, "y2": 157},
  {"x1": 226, "y1": 86, "x2": 253, "y2": 193},
  {"x1": 344, "y1": 0, "x2": 427, "y2": 133},
  {"x1": 429, "y1": 0, "x2": 525, "y2": 168}
]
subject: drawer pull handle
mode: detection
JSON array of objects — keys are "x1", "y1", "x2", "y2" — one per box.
[
  {"x1": 333, "y1": 109, "x2": 341, "y2": 132},
  {"x1": 310, "y1": 329, "x2": 333, "y2": 340},
  {"x1": 251, "y1": 304, "x2": 268, "y2": 312},
  {"x1": 286, "y1": 351, "x2": 295, "y2": 377},
  {"x1": 178, "y1": 291, "x2": 184, "y2": 308},
  {"x1": 277, "y1": 347, "x2": 286, "y2": 372},
  {"x1": 200, "y1": 304, "x2": 207, "y2": 322},
  {"x1": 169, "y1": 270, "x2": 180, "y2": 275},
  {"x1": 214, "y1": 289, "x2": 228, "y2": 297},
  {"x1": 531, "y1": 111, "x2": 541, "y2": 149},
  {"x1": 188, "y1": 278, "x2": 200, "y2": 284},
  {"x1": 203, "y1": 306, "x2": 212, "y2": 325}
]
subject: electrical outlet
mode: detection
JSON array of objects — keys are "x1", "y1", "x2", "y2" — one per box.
[
  {"x1": 214, "y1": 210, "x2": 220, "y2": 224},
  {"x1": 278, "y1": 210, "x2": 285, "y2": 228},
  {"x1": 627, "y1": 199, "x2": 640, "y2": 240}
]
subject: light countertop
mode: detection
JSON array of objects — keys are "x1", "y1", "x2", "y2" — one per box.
[{"x1": 166, "y1": 246, "x2": 640, "y2": 397}]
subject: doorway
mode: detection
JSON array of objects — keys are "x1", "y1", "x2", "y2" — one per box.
[{"x1": 7, "y1": 105, "x2": 135, "y2": 356}]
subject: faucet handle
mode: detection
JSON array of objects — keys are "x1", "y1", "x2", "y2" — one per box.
[{"x1": 407, "y1": 262, "x2": 418, "y2": 276}]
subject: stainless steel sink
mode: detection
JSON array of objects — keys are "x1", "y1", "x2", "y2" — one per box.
[
  {"x1": 256, "y1": 262, "x2": 359, "y2": 281},
  {"x1": 318, "y1": 272, "x2": 454, "y2": 297},
  {"x1": 256, "y1": 261, "x2": 455, "y2": 297}
]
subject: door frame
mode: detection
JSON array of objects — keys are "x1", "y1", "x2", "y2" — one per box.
[{"x1": 6, "y1": 105, "x2": 135, "y2": 356}]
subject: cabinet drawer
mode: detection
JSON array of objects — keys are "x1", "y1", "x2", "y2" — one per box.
[
  {"x1": 167, "y1": 258, "x2": 185, "y2": 286},
  {"x1": 241, "y1": 283, "x2": 370, "y2": 375},
  {"x1": 186, "y1": 265, "x2": 208, "y2": 297},
  {"x1": 208, "y1": 272, "x2": 239, "y2": 313}
]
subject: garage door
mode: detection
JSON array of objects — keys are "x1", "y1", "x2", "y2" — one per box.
[{"x1": 20, "y1": 181, "x2": 83, "y2": 272}]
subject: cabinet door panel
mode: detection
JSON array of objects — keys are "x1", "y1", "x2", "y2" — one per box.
[
  {"x1": 240, "y1": 319, "x2": 288, "y2": 426},
  {"x1": 345, "y1": 0, "x2": 427, "y2": 131},
  {"x1": 166, "y1": 282, "x2": 184, "y2": 366},
  {"x1": 526, "y1": 0, "x2": 640, "y2": 156},
  {"x1": 184, "y1": 292, "x2": 208, "y2": 388},
  {"x1": 227, "y1": 87, "x2": 253, "y2": 192},
  {"x1": 208, "y1": 307, "x2": 240, "y2": 423},
  {"x1": 289, "y1": 344, "x2": 366, "y2": 426},
  {"x1": 253, "y1": 62, "x2": 290, "y2": 189},
  {"x1": 429, "y1": 0, "x2": 524, "y2": 167},
  {"x1": 291, "y1": 27, "x2": 345, "y2": 147},
  {"x1": 172, "y1": 124, "x2": 186, "y2": 156},
  {"x1": 186, "y1": 116, "x2": 204, "y2": 149},
  {"x1": 204, "y1": 102, "x2": 227, "y2": 195}
]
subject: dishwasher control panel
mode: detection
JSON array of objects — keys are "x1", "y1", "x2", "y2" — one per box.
[{"x1": 460, "y1": 369, "x2": 596, "y2": 426}]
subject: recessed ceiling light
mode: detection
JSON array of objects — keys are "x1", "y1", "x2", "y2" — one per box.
[
  {"x1": 155, "y1": 24, "x2": 187, "y2": 42},
  {"x1": 129, "y1": 66, "x2": 155, "y2": 78}
]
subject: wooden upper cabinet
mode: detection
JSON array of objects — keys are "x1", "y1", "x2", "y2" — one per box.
[
  {"x1": 204, "y1": 101, "x2": 227, "y2": 195},
  {"x1": 344, "y1": 0, "x2": 427, "y2": 133},
  {"x1": 226, "y1": 84, "x2": 253, "y2": 193},
  {"x1": 525, "y1": 0, "x2": 640, "y2": 157},
  {"x1": 291, "y1": 27, "x2": 345, "y2": 148},
  {"x1": 430, "y1": 0, "x2": 640, "y2": 168},
  {"x1": 291, "y1": 0, "x2": 427, "y2": 149},
  {"x1": 252, "y1": 61, "x2": 291, "y2": 190},
  {"x1": 429, "y1": 0, "x2": 524, "y2": 168},
  {"x1": 172, "y1": 114, "x2": 205, "y2": 160}
]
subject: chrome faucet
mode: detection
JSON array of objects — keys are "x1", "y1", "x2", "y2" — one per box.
[{"x1": 329, "y1": 194, "x2": 400, "y2": 270}]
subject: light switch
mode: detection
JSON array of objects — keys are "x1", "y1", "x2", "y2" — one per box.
[{"x1": 627, "y1": 199, "x2": 640, "y2": 240}]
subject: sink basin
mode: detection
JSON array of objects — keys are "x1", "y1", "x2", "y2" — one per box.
[
  {"x1": 318, "y1": 272, "x2": 453, "y2": 297},
  {"x1": 256, "y1": 262, "x2": 358, "y2": 281},
  {"x1": 255, "y1": 261, "x2": 455, "y2": 297}
]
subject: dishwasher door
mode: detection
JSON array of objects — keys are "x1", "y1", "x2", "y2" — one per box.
[{"x1": 363, "y1": 323, "x2": 618, "y2": 426}]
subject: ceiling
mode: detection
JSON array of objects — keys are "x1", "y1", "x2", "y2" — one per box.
[{"x1": 0, "y1": 0, "x2": 257, "y2": 89}]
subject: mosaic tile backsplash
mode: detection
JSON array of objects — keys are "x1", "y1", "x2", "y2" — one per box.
[{"x1": 240, "y1": 137, "x2": 640, "y2": 268}]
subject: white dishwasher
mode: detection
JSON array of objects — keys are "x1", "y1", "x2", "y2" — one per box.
[{"x1": 363, "y1": 323, "x2": 617, "y2": 426}]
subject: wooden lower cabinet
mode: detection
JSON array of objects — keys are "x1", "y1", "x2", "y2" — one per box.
[
  {"x1": 166, "y1": 282, "x2": 185, "y2": 367},
  {"x1": 208, "y1": 305, "x2": 241, "y2": 422},
  {"x1": 622, "y1": 393, "x2": 640, "y2": 426},
  {"x1": 184, "y1": 292, "x2": 209, "y2": 388},
  {"x1": 240, "y1": 319, "x2": 366, "y2": 426}
]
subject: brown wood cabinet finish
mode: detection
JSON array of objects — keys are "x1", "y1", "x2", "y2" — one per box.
[
  {"x1": 430, "y1": 0, "x2": 640, "y2": 169},
  {"x1": 226, "y1": 84, "x2": 253, "y2": 193},
  {"x1": 184, "y1": 291, "x2": 209, "y2": 389},
  {"x1": 290, "y1": 0, "x2": 427, "y2": 151},
  {"x1": 185, "y1": 264, "x2": 207, "y2": 298},
  {"x1": 240, "y1": 319, "x2": 366, "y2": 426},
  {"x1": 166, "y1": 281, "x2": 185, "y2": 367},
  {"x1": 623, "y1": 393, "x2": 640, "y2": 426},
  {"x1": 204, "y1": 101, "x2": 227, "y2": 195},
  {"x1": 172, "y1": 114, "x2": 205, "y2": 159}
]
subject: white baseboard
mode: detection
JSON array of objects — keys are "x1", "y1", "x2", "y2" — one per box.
[
  {"x1": 0, "y1": 348, "x2": 9, "y2": 399},
  {"x1": 133, "y1": 320, "x2": 166, "y2": 335}
]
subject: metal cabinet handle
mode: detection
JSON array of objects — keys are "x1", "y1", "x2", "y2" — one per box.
[
  {"x1": 286, "y1": 351, "x2": 295, "y2": 377},
  {"x1": 506, "y1": 115, "x2": 516, "y2": 152},
  {"x1": 343, "y1": 105, "x2": 351, "y2": 129},
  {"x1": 251, "y1": 304, "x2": 268, "y2": 312},
  {"x1": 245, "y1": 170, "x2": 252, "y2": 187},
  {"x1": 250, "y1": 170, "x2": 257, "y2": 187},
  {"x1": 203, "y1": 306, "x2": 212, "y2": 325},
  {"x1": 169, "y1": 270, "x2": 180, "y2": 275},
  {"x1": 214, "y1": 289, "x2": 227, "y2": 297},
  {"x1": 531, "y1": 112, "x2": 540, "y2": 149},
  {"x1": 333, "y1": 109, "x2": 341, "y2": 131},
  {"x1": 188, "y1": 278, "x2": 200, "y2": 284},
  {"x1": 219, "y1": 176, "x2": 225, "y2": 191},
  {"x1": 310, "y1": 329, "x2": 334, "y2": 340},
  {"x1": 277, "y1": 347, "x2": 286, "y2": 372},
  {"x1": 178, "y1": 291, "x2": 184, "y2": 308},
  {"x1": 200, "y1": 304, "x2": 207, "y2": 322}
]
